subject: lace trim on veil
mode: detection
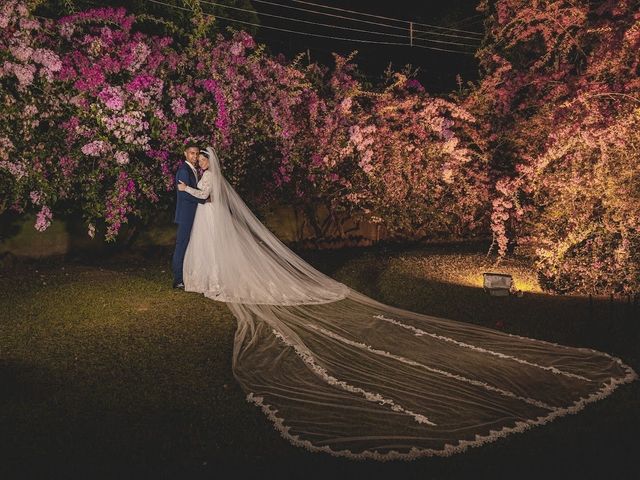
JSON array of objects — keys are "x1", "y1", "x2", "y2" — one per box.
[
  {"x1": 245, "y1": 309, "x2": 637, "y2": 461},
  {"x1": 246, "y1": 365, "x2": 637, "y2": 461}
]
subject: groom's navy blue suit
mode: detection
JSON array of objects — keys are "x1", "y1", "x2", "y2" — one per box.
[{"x1": 172, "y1": 161, "x2": 205, "y2": 285}]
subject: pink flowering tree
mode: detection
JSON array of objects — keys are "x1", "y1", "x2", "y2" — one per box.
[
  {"x1": 1, "y1": 2, "x2": 485, "y2": 246},
  {"x1": 177, "y1": 30, "x2": 313, "y2": 209},
  {"x1": 344, "y1": 74, "x2": 488, "y2": 240},
  {"x1": 0, "y1": 1, "x2": 63, "y2": 232},
  {"x1": 465, "y1": 0, "x2": 640, "y2": 294},
  {"x1": 274, "y1": 54, "x2": 488, "y2": 242},
  {"x1": 1, "y1": 4, "x2": 289, "y2": 241},
  {"x1": 51, "y1": 7, "x2": 187, "y2": 239},
  {"x1": 1, "y1": 3, "x2": 187, "y2": 239}
]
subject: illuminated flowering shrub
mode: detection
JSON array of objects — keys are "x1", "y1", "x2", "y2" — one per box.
[
  {"x1": 5, "y1": 0, "x2": 635, "y2": 294},
  {"x1": 1, "y1": 2, "x2": 182, "y2": 239},
  {"x1": 0, "y1": 1, "x2": 64, "y2": 231},
  {"x1": 270, "y1": 55, "x2": 488, "y2": 240},
  {"x1": 0, "y1": 3, "x2": 312, "y2": 240},
  {"x1": 1, "y1": 1, "x2": 484, "y2": 244},
  {"x1": 465, "y1": 0, "x2": 640, "y2": 294}
]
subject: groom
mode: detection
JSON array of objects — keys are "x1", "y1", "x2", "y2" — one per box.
[{"x1": 172, "y1": 142, "x2": 206, "y2": 289}]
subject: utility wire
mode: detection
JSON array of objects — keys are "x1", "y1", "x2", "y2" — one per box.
[
  {"x1": 251, "y1": 0, "x2": 483, "y2": 40},
  {"x1": 148, "y1": 0, "x2": 407, "y2": 45},
  {"x1": 201, "y1": 0, "x2": 409, "y2": 39},
  {"x1": 265, "y1": 0, "x2": 484, "y2": 36},
  {"x1": 448, "y1": 13, "x2": 485, "y2": 28},
  {"x1": 146, "y1": 0, "x2": 475, "y2": 54},
  {"x1": 199, "y1": 0, "x2": 479, "y2": 47},
  {"x1": 290, "y1": 0, "x2": 484, "y2": 35}
]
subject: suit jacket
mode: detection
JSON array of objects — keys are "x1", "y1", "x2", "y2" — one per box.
[{"x1": 174, "y1": 161, "x2": 205, "y2": 224}]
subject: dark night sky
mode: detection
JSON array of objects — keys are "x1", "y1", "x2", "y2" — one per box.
[{"x1": 237, "y1": 0, "x2": 485, "y2": 93}]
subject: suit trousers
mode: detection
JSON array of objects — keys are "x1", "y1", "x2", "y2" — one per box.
[{"x1": 172, "y1": 220, "x2": 193, "y2": 284}]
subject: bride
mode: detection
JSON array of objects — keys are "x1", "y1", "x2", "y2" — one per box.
[{"x1": 178, "y1": 146, "x2": 636, "y2": 460}]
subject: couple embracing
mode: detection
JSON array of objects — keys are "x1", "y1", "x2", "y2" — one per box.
[
  {"x1": 169, "y1": 141, "x2": 348, "y2": 304},
  {"x1": 171, "y1": 143, "x2": 219, "y2": 294}
]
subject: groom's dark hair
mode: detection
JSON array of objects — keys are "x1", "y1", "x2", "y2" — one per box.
[{"x1": 184, "y1": 141, "x2": 199, "y2": 150}]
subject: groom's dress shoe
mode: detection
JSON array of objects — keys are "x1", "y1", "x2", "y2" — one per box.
[{"x1": 173, "y1": 282, "x2": 185, "y2": 289}]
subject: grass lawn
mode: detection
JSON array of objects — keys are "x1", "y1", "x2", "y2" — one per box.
[{"x1": 1, "y1": 242, "x2": 638, "y2": 479}]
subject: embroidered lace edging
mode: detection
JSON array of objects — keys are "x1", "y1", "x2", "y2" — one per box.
[{"x1": 246, "y1": 364, "x2": 636, "y2": 461}]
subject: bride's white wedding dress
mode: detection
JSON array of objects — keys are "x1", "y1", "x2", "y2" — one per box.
[{"x1": 183, "y1": 147, "x2": 636, "y2": 460}]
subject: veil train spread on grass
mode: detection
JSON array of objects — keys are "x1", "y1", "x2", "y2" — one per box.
[{"x1": 184, "y1": 147, "x2": 637, "y2": 460}]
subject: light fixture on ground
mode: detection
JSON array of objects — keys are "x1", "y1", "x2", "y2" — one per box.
[{"x1": 482, "y1": 272, "x2": 521, "y2": 296}]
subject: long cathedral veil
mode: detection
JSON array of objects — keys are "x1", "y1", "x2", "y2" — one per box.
[{"x1": 186, "y1": 146, "x2": 636, "y2": 460}]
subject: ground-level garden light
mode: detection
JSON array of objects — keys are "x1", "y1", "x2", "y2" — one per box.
[{"x1": 483, "y1": 272, "x2": 523, "y2": 297}]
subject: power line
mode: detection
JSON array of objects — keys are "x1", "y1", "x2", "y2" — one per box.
[
  {"x1": 147, "y1": 0, "x2": 406, "y2": 45},
  {"x1": 285, "y1": 0, "x2": 484, "y2": 36},
  {"x1": 411, "y1": 43, "x2": 476, "y2": 55},
  {"x1": 448, "y1": 14, "x2": 485, "y2": 28},
  {"x1": 252, "y1": 0, "x2": 409, "y2": 32},
  {"x1": 199, "y1": 0, "x2": 479, "y2": 48},
  {"x1": 412, "y1": 30, "x2": 480, "y2": 48},
  {"x1": 201, "y1": 0, "x2": 408, "y2": 39},
  {"x1": 146, "y1": 0, "x2": 475, "y2": 54},
  {"x1": 248, "y1": 28, "x2": 469, "y2": 72},
  {"x1": 404, "y1": 27, "x2": 481, "y2": 43},
  {"x1": 251, "y1": 0, "x2": 483, "y2": 40}
]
